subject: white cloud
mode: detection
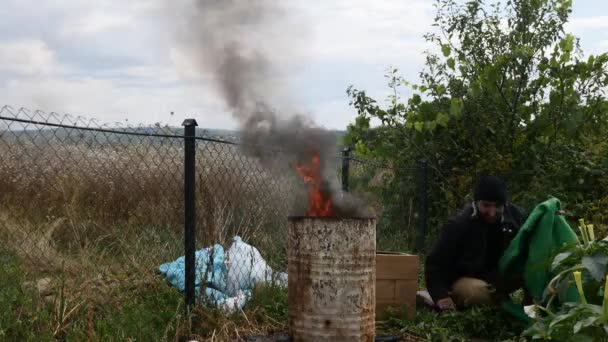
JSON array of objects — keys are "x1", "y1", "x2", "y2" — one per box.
[
  {"x1": 308, "y1": 98, "x2": 358, "y2": 130},
  {"x1": 61, "y1": 12, "x2": 136, "y2": 37},
  {"x1": 291, "y1": 0, "x2": 433, "y2": 64},
  {"x1": 1, "y1": 76, "x2": 237, "y2": 129},
  {"x1": 168, "y1": 47, "x2": 211, "y2": 82},
  {"x1": 120, "y1": 65, "x2": 180, "y2": 84},
  {"x1": 0, "y1": 39, "x2": 58, "y2": 75},
  {"x1": 567, "y1": 16, "x2": 608, "y2": 31}
]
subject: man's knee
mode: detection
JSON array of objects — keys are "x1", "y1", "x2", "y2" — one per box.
[{"x1": 451, "y1": 277, "x2": 495, "y2": 307}]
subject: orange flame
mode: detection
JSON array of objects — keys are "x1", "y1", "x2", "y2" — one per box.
[{"x1": 295, "y1": 152, "x2": 334, "y2": 217}]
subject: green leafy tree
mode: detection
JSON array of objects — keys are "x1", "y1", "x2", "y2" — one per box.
[{"x1": 345, "y1": 0, "x2": 608, "y2": 250}]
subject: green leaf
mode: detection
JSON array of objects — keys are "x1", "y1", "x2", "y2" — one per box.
[
  {"x1": 487, "y1": 67, "x2": 500, "y2": 83},
  {"x1": 436, "y1": 112, "x2": 450, "y2": 128},
  {"x1": 574, "y1": 320, "x2": 583, "y2": 334},
  {"x1": 560, "y1": 34, "x2": 575, "y2": 54},
  {"x1": 585, "y1": 304, "x2": 603, "y2": 316},
  {"x1": 594, "y1": 253, "x2": 608, "y2": 265},
  {"x1": 552, "y1": 251, "x2": 572, "y2": 271},
  {"x1": 405, "y1": 121, "x2": 414, "y2": 129},
  {"x1": 550, "y1": 57, "x2": 559, "y2": 68},
  {"x1": 450, "y1": 98, "x2": 463, "y2": 118},
  {"x1": 411, "y1": 94, "x2": 422, "y2": 106},
  {"x1": 580, "y1": 316, "x2": 599, "y2": 329},
  {"x1": 447, "y1": 58, "x2": 455, "y2": 70},
  {"x1": 414, "y1": 121, "x2": 424, "y2": 132},
  {"x1": 548, "y1": 313, "x2": 571, "y2": 329},
  {"x1": 582, "y1": 255, "x2": 606, "y2": 281},
  {"x1": 354, "y1": 141, "x2": 370, "y2": 155},
  {"x1": 436, "y1": 84, "x2": 446, "y2": 96},
  {"x1": 572, "y1": 315, "x2": 599, "y2": 335},
  {"x1": 469, "y1": 81, "x2": 481, "y2": 96},
  {"x1": 441, "y1": 44, "x2": 451, "y2": 57}
]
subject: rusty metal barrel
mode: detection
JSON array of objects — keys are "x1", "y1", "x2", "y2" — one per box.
[{"x1": 288, "y1": 217, "x2": 376, "y2": 342}]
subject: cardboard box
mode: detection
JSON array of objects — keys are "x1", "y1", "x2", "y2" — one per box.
[{"x1": 376, "y1": 252, "x2": 419, "y2": 319}]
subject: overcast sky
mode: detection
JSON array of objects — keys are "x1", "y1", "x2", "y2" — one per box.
[{"x1": 1, "y1": 0, "x2": 607, "y2": 130}]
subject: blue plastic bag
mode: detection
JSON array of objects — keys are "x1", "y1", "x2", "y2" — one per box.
[{"x1": 158, "y1": 244, "x2": 227, "y2": 293}]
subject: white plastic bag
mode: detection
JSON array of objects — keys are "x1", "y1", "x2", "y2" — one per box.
[{"x1": 225, "y1": 236, "x2": 287, "y2": 296}]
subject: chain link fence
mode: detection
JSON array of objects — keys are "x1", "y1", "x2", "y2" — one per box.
[
  {"x1": 0, "y1": 107, "x2": 188, "y2": 312},
  {"x1": 0, "y1": 106, "x2": 367, "y2": 318},
  {"x1": 7, "y1": 105, "x2": 602, "y2": 316}
]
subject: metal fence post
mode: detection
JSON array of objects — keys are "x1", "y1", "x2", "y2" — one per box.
[
  {"x1": 341, "y1": 146, "x2": 351, "y2": 192},
  {"x1": 182, "y1": 119, "x2": 198, "y2": 313},
  {"x1": 416, "y1": 159, "x2": 429, "y2": 253}
]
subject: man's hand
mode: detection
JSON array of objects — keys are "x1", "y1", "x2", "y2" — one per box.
[{"x1": 436, "y1": 297, "x2": 456, "y2": 311}]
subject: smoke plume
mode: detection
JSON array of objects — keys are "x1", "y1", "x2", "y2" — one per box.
[{"x1": 173, "y1": 0, "x2": 366, "y2": 217}]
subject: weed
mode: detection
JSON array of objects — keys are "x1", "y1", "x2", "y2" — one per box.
[{"x1": 378, "y1": 305, "x2": 526, "y2": 341}]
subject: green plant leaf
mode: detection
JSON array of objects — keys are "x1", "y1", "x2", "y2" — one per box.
[
  {"x1": 586, "y1": 304, "x2": 603, "y2": 315},
  {"x1": 450, "y1": 98, "x2": 463, "y2": 118},
  {"x1": 582, "y1": 256, "x2": 606, "y2": 281},
  {"x1": 436, "y1": 84, "x2": 447, "y2": 96},
  {"x1": 447, "y1": 58, "x2": 456, "y2": 70},
  {"x1": 436, "y1": 112, "x2": 450, "y2": 128},
  {"x1": 552, "y1": 251, "x2": 572, "y2": 271},
  {"x1": 411, "y1": 94, "x2": 422, "y2": 105},
  {"x1": 548, "y1": 313, "x2": 571, "y2": 329},
  {"x1": 414, "y1": 121, "x2": 424, "y2": 132},
  {"x1": 560, "y1": 34, "x2": 575, "y2": 54},
  {"x1": 581, "y1": 316, "x2": 599, "y2": 328},
  {"x1": 592, "y1": 253, "x2": 608, "y2": 266},
  {"x1": 442, "y1": 44, "x2": 451, "y2": 57}
]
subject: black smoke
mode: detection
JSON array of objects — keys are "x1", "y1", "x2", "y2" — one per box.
[{"x1": 173, "y1": 0, "x2": 367, "y2": 217}]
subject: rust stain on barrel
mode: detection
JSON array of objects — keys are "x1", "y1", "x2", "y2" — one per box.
[{"x1": 288, "y1": 217, "x2": 376, "y2": 342}]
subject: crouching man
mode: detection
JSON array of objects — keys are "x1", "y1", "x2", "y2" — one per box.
[{"x1": 424, "y1": 175, "x2": 527, "y2": 311}]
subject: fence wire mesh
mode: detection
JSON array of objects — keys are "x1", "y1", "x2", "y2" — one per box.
[
  {"x1": 5, "y1": 105, "x2": 546, "y2": 314},
  {"x1": 0, "y1": 106, "x2": 189, "y2": 309},
  {"x1": 0, "y1": 106, "x2": 303, "y2": 314},
  {"x1": 3, "y1": 105, "x2": 607, "y2": 340}
]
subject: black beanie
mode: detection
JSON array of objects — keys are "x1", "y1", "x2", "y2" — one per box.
[{"x1": 474, "y1": 175, "x2": 507, "y2": 204}]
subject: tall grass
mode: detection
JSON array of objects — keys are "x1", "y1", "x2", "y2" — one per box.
[{"x1": 0, "y1": 130, "x2": 295, "y2": 340}]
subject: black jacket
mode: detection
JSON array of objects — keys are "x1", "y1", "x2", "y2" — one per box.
[{"x1": 425, "y1": 203, "x2": 527, "y2": 303}]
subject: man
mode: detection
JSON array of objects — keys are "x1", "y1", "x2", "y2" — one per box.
[{"x1": 424, "y1": 175, "x2": 527, "y2": 311}]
